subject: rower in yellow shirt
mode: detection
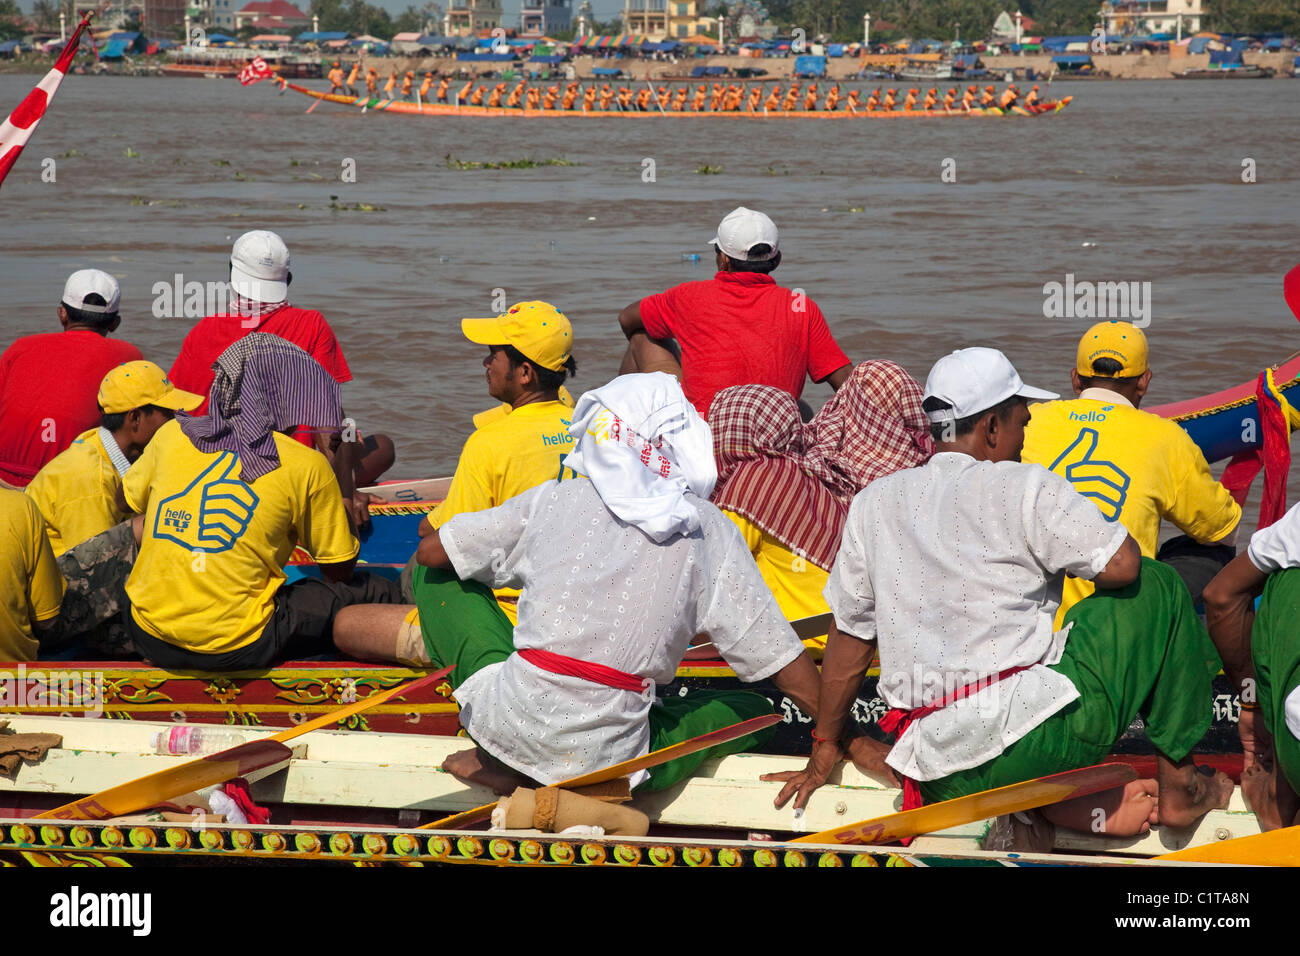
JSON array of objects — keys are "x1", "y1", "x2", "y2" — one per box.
[
  {"x1": 0, "y1": 488, "x2": 64, "y2": 661},
  {"x1": 1022, "y1": 321, "x2": 1242, "y2": 623},
  {"x1": 333, "y1": 301, "x2": 579, "y2": 664},
  {"x1": 327, "y1": 61, "x2": 346, "y2": 94},
  {"x1": 27, "y1": 361, "x2": 202, "y2": 557}
]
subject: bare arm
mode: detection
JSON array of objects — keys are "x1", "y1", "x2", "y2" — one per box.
[
  {"x1": 1092, "y1": 534, "x2": 1141, "y2": 590},
  {"x1": 762, "y1": 621, "x2": 877, "y2": 810},
  {"x1": 417, "y1": 516, "x2": 434, "y2": 537},
  {"x1": 618, "y1": 300, "x2": 646, "y2": 339},
  {"x1": 820, "y1": 363, "x2": 852, "y2": 390},
  {"x1": 767, "y1": 649, "x2": 821, "y2": 719},
  {"x1": 415, "y1": 529, "x2": 453, "y2": 569},
  {"x1": 1203, "y1": 551, "x2": 1266, "y2": 695}
]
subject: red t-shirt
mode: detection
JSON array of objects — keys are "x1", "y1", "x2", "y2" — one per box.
[
  {"x1": 169, "y1": 306, "x2": 353, "y2": 411},
  {"x1": 639, "y1": 271, "x2": 850, "y2": 418},
  {"x1": 0, "y1": 330, "x2": 143, "y2": 486}
]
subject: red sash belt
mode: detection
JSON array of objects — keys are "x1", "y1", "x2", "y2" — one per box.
[
  {"x1": 878, "y1": 665, "x2": 1031, "y2": 816},
  {"x1": 517, "y1": 648, "x2": 652, "y2": 697}
]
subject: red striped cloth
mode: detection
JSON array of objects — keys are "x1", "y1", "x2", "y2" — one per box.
[{"x1": 710, "y1": 361, "x2": 933, "y2": 571}]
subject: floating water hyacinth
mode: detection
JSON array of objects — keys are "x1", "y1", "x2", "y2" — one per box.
[{"x1": 444, "y1": 154, "x2": 576, "y2": 170}]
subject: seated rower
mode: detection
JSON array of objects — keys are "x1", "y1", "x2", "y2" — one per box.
[
  {"x1": 1022, "y1": 321, "x2": 1240, "y2": 621},
  {"x1": 881, "y1": 88, "x2": 897, "y2": 111},
  {"x1": 436, "y1": 76, "x2": 451, "y2": 103},
  {"x1": 383, "y1": 69, "x2": 398, "y2": 99},
  {"x1": 1024, "y1": 84, "x2": 1041, "y2": 108},
  {"x1": 27, "y1": 362, "x2": 202, "y2": 657},
  {"x1": 782, "y1": 83, "x2": 800, "y2": 111},
  {"x1": 747, "y1": 85, "x2": 763, "y2": 111},
  {"x1": 526, "y1": 86, "x2": 540, "y2": 110},
  {"x1": 0, "y1": 488, "x2": 64, "y2": 663},
  {"x1": 803, "y1": 84, "x2": 819, "y2": 111},
  {"x1": 327, "y1": 61, "x2": 346, "y2": 94},
  {"x1": 600, "y1": 84, "x2": 616, "y2": 110},
  {"x1": 457, "y1": 79, "x2": 474, "y2": 105},
  {"x1": 865, "y1": 87, "x2": 881, "y2": 111},
  {"x1": 488, "y1": 83, "x2": 505, "y2": 108},
  {"x1": 470, "y1": 84, "x2": 487, "y2": 106},
  {"x1": 339, "y1": 373, "x2": 824, "y2": 795},
  {"x1": 961, "y1": 85, "x2": 977, "y2": 110},
  {"x1": 544, "y1": 85, "x2": 560, "y2": 109},
  {"x1": 634, "y1": 88, "x2": 652, "y2": 111},
  {"x1": 708, "y1": 361, "x2": 933, "y2": 648},
  {"x1": 585, "y1": 85, "x2": 600, "y2": 111},
  {"x1": 1204, "y1": 502, "x2": 1300, "y2": 830},
  {"x1": 999, "y1": 84, "x2": 1019, "y2": 110},
  {"x1": 694, "y1": 84, "x2": 709, "y2": 111},
  {"x1": 902, "y1": 88, "x2": 919, "y2": 111},
  {"x1": 711, "y1": 83, "x2": 726, "y2": 110},
  {"x1": 563, "y1": 83, "x2": 580, "y2": 110},
  {"x1": 507, "y1": 80, "x2": 526, "y2": 108},
  {"x1": 766, "y1": 347, "x2": 1234, "y2": 838},
  {"x1": 980, "y1": 84, "x2": 997, "y2": 108},
  {"x1": 334, "y1": 300, "x2": 577, "y2": 664},
  {"x1": 846, "y1": 89, "x2": 862, "y2": 112},
  {"x1": 123, "y1": 334, "x2": 401, "y2": 670},
  {"x1": 168, "y1": 230, "x2": 397, "y2": 522},
  {"x1": 922, "y1": 87, "x2": 938, "y2": 111},
  {"x1": 763, "y1": 85, "x2": 781, "y2": 112}
]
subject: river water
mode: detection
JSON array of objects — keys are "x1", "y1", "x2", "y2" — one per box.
[{"x1": 1, "y1": 75, "x2": 1297, "y2": 527}]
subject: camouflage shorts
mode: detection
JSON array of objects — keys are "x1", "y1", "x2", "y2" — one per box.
[{"x1": 46, "y1": 520, "x2": 138, "y2": 659}]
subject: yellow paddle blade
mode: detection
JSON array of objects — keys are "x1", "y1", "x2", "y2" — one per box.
[
  {"x1": 1155, "y1": 825, "x2": 1300, "y2": 866},
  {"x1": 793, "y1": 763, "x2": 1138, "y2": 845},
  {"x1": 36, "y1": 667, "x2": 452, "y2": 822},
  {"x1": 422, "y1": 713, "x2": 783, "y2": 831}
]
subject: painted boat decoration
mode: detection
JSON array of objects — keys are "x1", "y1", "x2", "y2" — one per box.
[
  {"x1": 1148, "y1": 351, "x2": 1300, "y2": 463},
  {"x1": 0, "y1": 715, "x2": 1266, "y2": 867},
  {"x1": 270, "y1": 80, "x2": 1073, "y2": 119}
]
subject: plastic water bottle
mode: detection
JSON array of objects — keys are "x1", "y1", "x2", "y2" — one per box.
[{"x1": 151, "y1": 726, "x2": 246, "y2": 755}]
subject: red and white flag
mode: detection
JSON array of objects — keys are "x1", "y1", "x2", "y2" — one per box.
[
  {"x1": 238, "y1": 56, "x2": 274, "y2": 86},
  {"x1": 0, "y1": 16, "x2": 91, "y2": 192}
]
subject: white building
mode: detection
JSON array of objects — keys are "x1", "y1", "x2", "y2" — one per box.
[{"x1": 1103, "y1": 0, "x2": 1202, "y2": 36}]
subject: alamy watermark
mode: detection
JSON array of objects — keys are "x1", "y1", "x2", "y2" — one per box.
[
  {"x1": 0, "y1": 665, "x2": 104, "y2": 716},
  {"x1": 1042, "y1": 273, "x2": 1151, "y2": 327}
]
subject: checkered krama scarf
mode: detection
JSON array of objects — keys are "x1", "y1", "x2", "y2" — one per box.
[
  {"x1": 176, "y1": 333, "x2": 342, "y2": 482},
  {"x1": 710, "y1": 361, "x2": 933, "y2": 571}
]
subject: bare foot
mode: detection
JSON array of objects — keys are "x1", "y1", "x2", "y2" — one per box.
[
  {"x1": 1042, "y1": 779, "x2": 1159, "y2": 837},
  {"x1": 1156, "y1": 758, "x2": 1234, "y2": 828},
  {"x1": 1241, "y1": 762, "x2": 1285, "y2": 831},
  {"x1": 441, "y1": 747, "x2": 533, "y2": 796}
]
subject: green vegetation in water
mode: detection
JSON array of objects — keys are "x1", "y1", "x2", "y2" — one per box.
[
  {"x1": 60, "y1": 148, "x2": 79, "y2": 158},
  {"x1": 129, "y1": 196, "x2": 183, "y2": 207},
  {"x1": 234, "y1": 171, "x2": 248, "y2": 181},
  {"x1": 328, "y1": 195, "x2": 386, "y2": 212},
  {"x1": 210, "y1": 158, "x2": 231, "y2": 167},
  {"x1": 696, "y1": 164, "x2": 723, "y2": 175},
  {"x1": 124, "y1": 147, "x2": 139, "y2": 158},
  {"x1": 444, "y1": 154, "x2": 576, "y2": 170},
  {"x1": 762, "y1": 166, "x2": 789, "y2": 176}
]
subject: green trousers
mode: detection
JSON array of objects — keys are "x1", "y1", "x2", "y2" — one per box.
[
  {"x1": 1250, "y1": 567, "x2": 1300, "y2": 795},
  {"x1": 920, "y1": 559, "x2": 1221, "y2": 803},
  {"x1": 411, "y1": 565, "x2": 776, "y2": 791}
]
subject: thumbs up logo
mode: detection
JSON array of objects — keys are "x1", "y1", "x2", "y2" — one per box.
[
  {"x1": 153, "y1": 453, "x2": 260, "y2": 553},
  {"x1": 1048, "y1": 428, "x2": 1130, "y2": 521}
]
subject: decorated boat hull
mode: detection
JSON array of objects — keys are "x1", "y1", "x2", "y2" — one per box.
[{"x1": 273, "y1": 81, "x2": 1072, "y2": 119}]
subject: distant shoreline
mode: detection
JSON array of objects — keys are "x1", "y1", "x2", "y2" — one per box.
[{"x1": 0, "y1": 49, "x2": 1294, "y2": 80}]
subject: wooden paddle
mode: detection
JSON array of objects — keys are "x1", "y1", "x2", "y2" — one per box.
[
  {"x1": 421, "y1": 712, "x2": 782, "y2": 831},
  {"x1": 36, "y1": 666, "x2": 451, "y2": 822},
  {"x1": 791, "y1": 762, "x2": 1137, "y2": 845},
  {"x1": 1155, "y1": 825, "x2": 1300, "y2": 866}
]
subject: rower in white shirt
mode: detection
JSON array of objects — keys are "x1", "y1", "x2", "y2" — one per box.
[
  {"x1": 765, "y1": 347, "x2": 1233, "y2": 841},
  {"x1": 390, "y1": 373, "x2": 825, "y2": 794}
]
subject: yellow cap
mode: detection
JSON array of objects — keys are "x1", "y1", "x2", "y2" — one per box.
[
  {"x1": 461, "y1": 301, "x2": 573, "y2": 372},
  {"x1": 98, "y1": 361, "x2": 204, "y2": 415},
  {"x1": 1076, "y1": 321, "x2": 1149, "y2": 377}
]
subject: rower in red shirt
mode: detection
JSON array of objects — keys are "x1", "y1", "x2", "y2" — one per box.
[
  {"x1": 0, "y1": 269, "x2": 143, "y2": 487},
  {"x1": 617, "y1": 207, "x2": 852, "y2": 419},
  {"x1": 167, "y1": 230, "x2": 394, "y2": 512}
]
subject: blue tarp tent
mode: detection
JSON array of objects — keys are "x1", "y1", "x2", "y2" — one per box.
[
  {"x1": 827, "y1": 43, "x2": 844, "y2": 57},
  {"x1": 1208, "y1": 49, "x2": 1243, "y2": 66},
  {"x1": 294, "y1": 31, "x2": 348, "y2": 42},
  {"x1": 529, "y1": 54, "x2": 562, "y2": 64},
  {"x1": 0, "y1": 39, "x2": 19, "y2": 54},
  {"x1": 953, "y1": 53, "x2": 978, "y2": 67},
  {"x1": 456, "y1": 51, "x2": 515, "y2": 61},
  {"x1": 592, "y1": 66, "x2": 623, "y2": 76},
  {"x1": 102, "y1": 32, "x2": 148, "y2": 59},
  {"x1": 793, "y1": 54, "x2": 826, "y2": 77},
  {"x1": 641, "y1": 41, "x2": 681, "y2": 52},
  {"x1": 1042, "y1": 34, "x2": 1115, "y2": 51},
  {"x1": 1052, "y1": 54, "x2": 1094, "y2": 64}
]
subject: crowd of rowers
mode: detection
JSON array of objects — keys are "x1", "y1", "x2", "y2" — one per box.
[
  {"x1": 3, "y1": 207, "x2": 1298, "y2": 844},
  {"x1": 324, "y1": 61, "x2": 1042, "y2": 113}
]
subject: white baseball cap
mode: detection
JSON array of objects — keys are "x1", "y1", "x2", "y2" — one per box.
[
  {"x1": 923, "y1": 347, "x2": 1058, "y2": 423},
  {"x1": 229, "y1": 230, "x2": 290, "y2": 304},
  {"x1": 61, "y1": 269, "x2": 121, "y2": 315},
  {"x1": 709, "y1": 206, "x2": 780, "y2": 262}
]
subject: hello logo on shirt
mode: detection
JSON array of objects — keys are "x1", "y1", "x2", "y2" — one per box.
[{"x1": 153, "y1": 453, "x2": 260, "y2": 554}]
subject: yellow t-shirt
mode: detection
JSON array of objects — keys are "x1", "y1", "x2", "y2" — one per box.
[
  {"x1": 123, "y1": 420, "x2": 359, "y2": 655},
  {"x1": 723, "y1": 510, "x2": 830, "y2": 647},
  {"x1": 0, "y1": 489, "x2": 65, "y2": 661},
  {"x1": 1022, "y1": 393, "x2": 1241, "y2": 620},
  {"x1": 26, "y1": 428, "x2": 128, "y2": 557},
  {"x1": 428, "y1": 400, "x2": 576, "y2": 626}
]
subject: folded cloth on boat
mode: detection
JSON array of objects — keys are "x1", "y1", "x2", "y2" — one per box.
[
  {"x1": 711, "y1": 361, "x2": 933, "y2": 570},
  {"x1": 176, "y1": 333, "x2": 342, "y2": 483},
  {"x1": 0, "y1": 721, "x2": 62, "y2": 777},
  {"x1": 563, "y1": 372, "x2": 716, "y2": 543}
]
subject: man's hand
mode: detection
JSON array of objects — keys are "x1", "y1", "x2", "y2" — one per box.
[
  {"x1": 845, "y1": 735, "x2": 901, "y2": 788},
  {"x1": 761, "y1": 741, "x2": 843, "y2": 811},
  {"x1": 345, "y1": 491, "x2": 380, "y2": 531}
]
